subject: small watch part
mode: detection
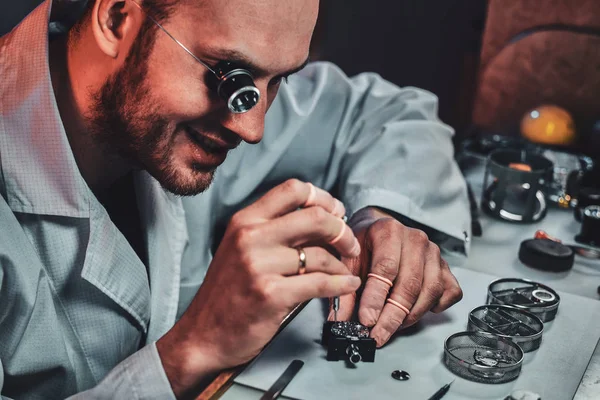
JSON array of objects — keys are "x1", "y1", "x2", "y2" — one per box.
[
  {"x1": 346, "y1": 344, "x2": 362, "y2": 364},
  {"x1": 391, "y1": 370, "x2": 411, "y2": 381},
  {"x1": 330, "y1": 321, "x2": 370, "y2": 338},
  {"x1": 531, "y1": 288, "x2": 556, "y2": 302},
  {"x1": 473, "y1": 349, "x2": 512, "y2": 367}
]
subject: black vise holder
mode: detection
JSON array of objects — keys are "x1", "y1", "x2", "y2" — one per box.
[{"x1": 321, "y1": 321, "x2": 376, "y2": 363}]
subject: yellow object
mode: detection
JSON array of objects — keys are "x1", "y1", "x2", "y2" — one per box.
[{"x1": 521, "y1": 105, "x2": 576, "y2": 146}]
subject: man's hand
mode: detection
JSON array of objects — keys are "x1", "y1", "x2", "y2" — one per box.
[
  {"x1": 157, "y1": 180, "x2": 361, "y2": 397},
  {"x1": 332, "y1": 207, "x2": 463, "y2": 347}
]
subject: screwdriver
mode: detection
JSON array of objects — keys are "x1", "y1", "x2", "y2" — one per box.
[
  {"x1": 426, "y1": 380, "x2": 454, "y2": 400},
  {"x1": 333, "y1": 296, "x2": 340, "y2": 321},
  {"x1": 334, "y1": 215, "x2": 347, "y2": 322}
]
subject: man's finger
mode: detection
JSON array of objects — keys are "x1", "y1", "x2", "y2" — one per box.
[
  {"x1": 398, "y1": 245, "x2": 444, "y2": 329},
  {"x1": 327, "y1": 292, "x2": 356, "y2": 321},
  {"x1": 368, "y1": 300, "x2": 409, "y2": 348},
  {"x1": 238, "y1": 179, "x2": 345, "y2": 222},
  {"x1": 265, "y1": 207, "x2": 360, "y2": 259},
  {"x1": 431, "y1": 263, "x2": 463, "y2": 313},
  {"x1": 358, "y1": 225, "x2": 429, "y2": 326},
  {"x1": 358, "y1": 224, "x2": 413, "y2": 328},
  {"x1": 326, "y1": 252, "x2": 366, "y2": 321},
  {"x1": 275, "y1": 273, "x2": 362, "y2": 308},
  {"x1": 259, "y1": 246, "x2": 353, "y2": 276},
  {"x1": 382, "y1": 228, "x2": 427, "y2": 309}
]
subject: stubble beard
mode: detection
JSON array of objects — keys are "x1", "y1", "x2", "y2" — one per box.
[{"x1": 88, "y1": 28, "x2": 215, "y2": 196}]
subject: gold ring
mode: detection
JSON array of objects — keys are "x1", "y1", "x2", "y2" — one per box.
[{"x1": 296, "y1": 247, "x2": 307, "y2": 275}]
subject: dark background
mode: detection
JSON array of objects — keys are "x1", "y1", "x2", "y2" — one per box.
[
  {"x1": 0, "y1": 0, "x2": 43, "y2": 34},
  {"x1": 2, "y1": 1, "x2": 599, "y2": 156},
  {"x1": 0, "y1": 0, "x2": 488, "y2": 136},
  {"x1": 311, "y1": 0, "x2": 487, "y2": 135}
]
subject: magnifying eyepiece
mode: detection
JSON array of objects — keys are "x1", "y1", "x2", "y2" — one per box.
[{"x1": 212, "y1": 62, "x2": 260, "y2": 114}]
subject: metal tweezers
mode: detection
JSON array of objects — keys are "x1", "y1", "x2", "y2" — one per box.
[{"x1": 259, "y1": 359, "x2": 304, "y2": 400}]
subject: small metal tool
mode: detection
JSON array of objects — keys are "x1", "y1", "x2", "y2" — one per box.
[
  {"x1": 333, "y1": 296, "x2": 340, "y2": 321},
  {"x1": 426, "y1": 380, "x2": 454, "y2": 400},
  {"x1": 260, "y1": 359, "x2": 304, "y2": 400}
]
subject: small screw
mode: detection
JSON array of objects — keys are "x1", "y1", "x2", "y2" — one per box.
[{"x1": 391, "y1": 370, "x2": 410, "y2": 381}]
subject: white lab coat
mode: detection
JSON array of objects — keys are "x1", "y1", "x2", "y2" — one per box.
[{"x1": 0, "y1": 1, "x2": 469, "y2": 398}]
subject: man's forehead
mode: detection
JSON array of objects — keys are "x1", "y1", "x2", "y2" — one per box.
[
  {"x1": 179, "y1": 0, "x2": 319, "y2": 30},
  {"x1": 174, "y1": 0, "x2": 318, "y2": 75}
]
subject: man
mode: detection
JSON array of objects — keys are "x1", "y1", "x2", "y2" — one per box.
[{"x1": 0, "y1": 0, "x2": 470, "y2": 398}]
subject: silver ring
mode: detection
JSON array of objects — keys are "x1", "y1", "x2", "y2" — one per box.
[{"x1": 296, "y1": 247, "x2": 307, "y2": 275}]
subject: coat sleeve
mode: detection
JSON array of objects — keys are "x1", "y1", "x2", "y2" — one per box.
[
  {"x1": 0, "y1": 198, "x2": 175, "y2": 400},
  {"x1": 272, "y1": 62, "x2": 471, "y2": 259},
  {"x1": 70, "y1": 343, "x2": 175, "y2": 400}
]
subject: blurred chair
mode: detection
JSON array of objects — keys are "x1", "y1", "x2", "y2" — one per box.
[{"x1": 471, "y1": 0, "x2": 600, "y2": 155}]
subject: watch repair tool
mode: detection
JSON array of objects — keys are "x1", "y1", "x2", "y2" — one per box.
[
  {"x1": 333, "y1": 296, "x2": 340, "y2": 321},
  {"x1": 444, "y1": 331, "x2": 524, "y2": 384},
  {"x1": 518, "y1": 238, "x2": 574, "y2": 272},
  {"x1": 321, "y1": 321, "x2": 376, "y2": 363},
  {"x1": 482, "y1": 149, "x2": 553, "y2": 223},
  {"x1": 487, "y1": 278, "x2": 560, "y2": 322},
  {"x1": 426, "y1": 380, "x2": 454, "y2": 400},
  {"x1": 534, "y1": 229, "x2": 600, "y2": 259},
  {"x1": 259, "y1": 359, "x2": 304, "y2": 400},
  {"x1": 575, "y1": 205, "x2": 600, "y2": 248},
  {"x1": 468, "y1": 305, "x2": 544, "y2": 352},
  {"x1": 391, "y1": 369, "x2": 410, "y2": 381}
]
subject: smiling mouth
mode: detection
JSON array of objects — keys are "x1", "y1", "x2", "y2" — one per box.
[{"x1": 184, "y1": 125, "x2": 232, "y2": 154}]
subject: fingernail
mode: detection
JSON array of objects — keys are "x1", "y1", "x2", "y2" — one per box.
[
  {"x1": 348, "y1": 276, "x2": 361, "y2": 288},
  {"x1": 373, "y1": 331, "x2": 392, "y2": 348},
  {"x1": 338, "y1": 200, "x2": 346, "y2": 217},
  {"x1": 359, "y1": 309, "x2": 379, "y2": 327},
  {"x1": 327, "y1": 309, "x2": 335, "y2": 321},
  {"x1": 331, "y1": 200, "x2": 340, "y2": 215},
  {"x1": 370, "y1": 332, "x2": 384, "y2": 347}
]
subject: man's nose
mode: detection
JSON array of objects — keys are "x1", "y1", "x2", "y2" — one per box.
[{"x1": 220, "y1": 91, "x2": 267, "y2": 144}]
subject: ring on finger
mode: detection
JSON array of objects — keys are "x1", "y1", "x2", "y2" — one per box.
[
  {"x1": 386, "y1": 298, "x2": 411, "y2": 315},
  {"x1": 367, "y1": 273, "x2": 394, "y2": 290},
  {"x1": 296, "y1": 247, "x2": 307, "y2": 275}
]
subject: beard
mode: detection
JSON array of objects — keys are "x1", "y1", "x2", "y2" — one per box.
[{"x1": 87, "y1": 25, "x2": 215, "y2": 196}]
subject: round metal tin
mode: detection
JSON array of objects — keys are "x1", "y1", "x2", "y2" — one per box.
[
  {"x1": 444, "y1": 331, "x2": 524, "y2": 384},
  {"x1": 487, "y1": 278, "x2": 560, "y2": 322},
  {"x1": 468, "y1": 305, "x2": 544, "y2": 352}
]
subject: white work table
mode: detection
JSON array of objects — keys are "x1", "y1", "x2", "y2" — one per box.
[{"x1": 214, "y1": 166, "x2": 600, "y2": 399}]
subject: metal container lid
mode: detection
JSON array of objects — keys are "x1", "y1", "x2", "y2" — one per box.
[
  {"x1": 487, "y1": 278, "x2": 560, "y2": 322},
  {"x1": 468, "y1": 305, "x2": 544, "y2": 352},
  {"x1": 444, "y1": 331, "x2": 524, "y2": 384}
]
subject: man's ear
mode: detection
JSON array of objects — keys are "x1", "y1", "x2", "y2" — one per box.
[{"x1": 90, "y1": 0, "x2": 143, "y2": 59}]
